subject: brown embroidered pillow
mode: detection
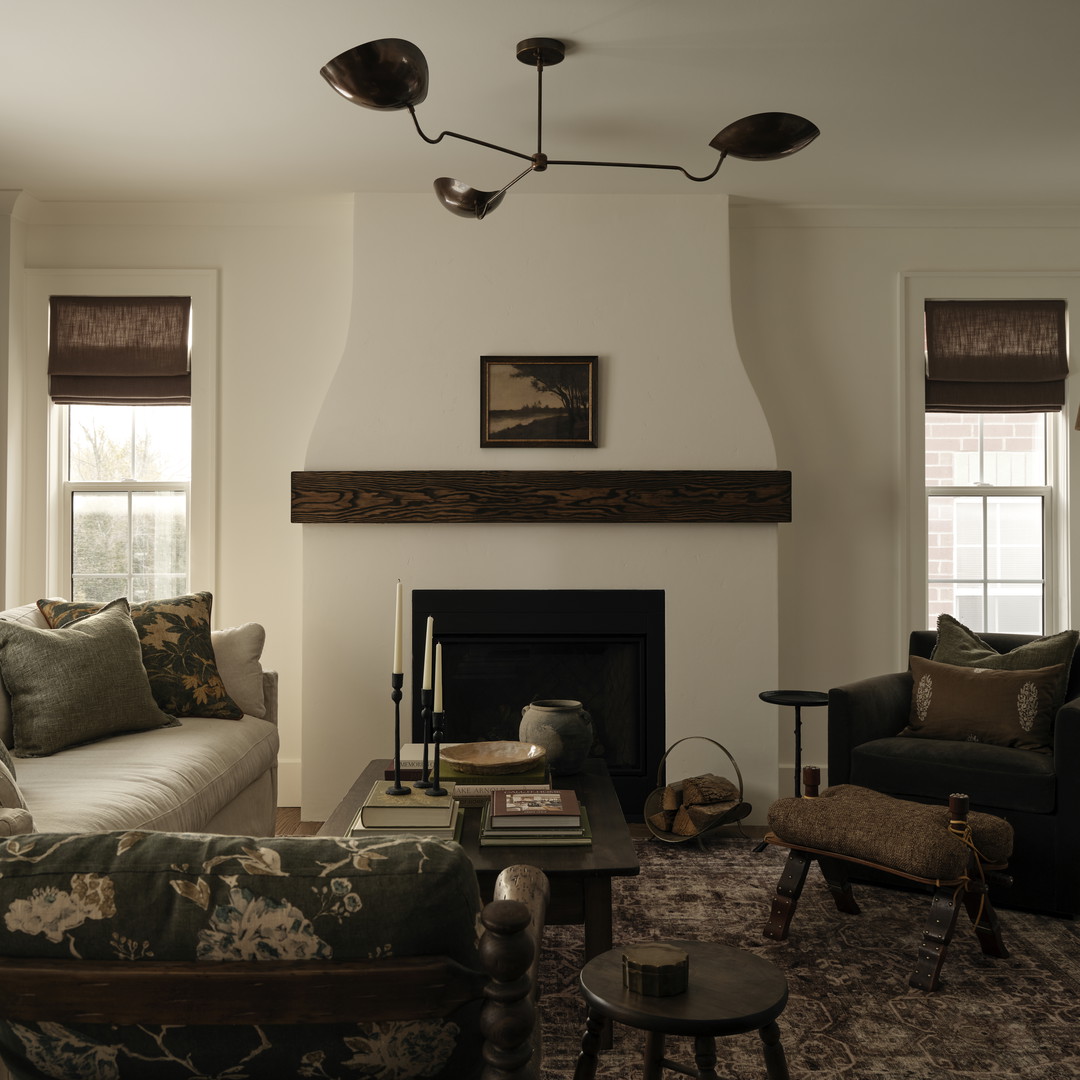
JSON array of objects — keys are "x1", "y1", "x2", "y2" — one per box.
[
  {"x1": 904, "y1": 654, "x2": 1062, "y2": 752},
  {"x1": 37, "y1": 592, "x2": 242, "y2": 720}
]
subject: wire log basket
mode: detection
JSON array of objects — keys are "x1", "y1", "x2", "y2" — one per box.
[{"x1": 643, "y1": 736, "x2": 752, "y2": 844}]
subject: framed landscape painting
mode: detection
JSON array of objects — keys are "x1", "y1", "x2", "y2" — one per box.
[{"x1": 480, "y1": 356, "x2": 598, "y2": 448}]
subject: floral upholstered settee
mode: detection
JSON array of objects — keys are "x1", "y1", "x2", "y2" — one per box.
[
  {"x1": 0, "y1": 593, "x2": 279, "y2": 838},
  {"x1": 0, "y1": 831, "x2": 547, "y2": 1080}
]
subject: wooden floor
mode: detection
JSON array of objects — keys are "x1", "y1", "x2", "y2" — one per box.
[{"x1": 275, "y1": 807, "x2": 323, "y2": 835}]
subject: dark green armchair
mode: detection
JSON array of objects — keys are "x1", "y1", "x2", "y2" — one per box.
[{"x1": 829, "y1": 628, "x2": 1079, "y2": 917}]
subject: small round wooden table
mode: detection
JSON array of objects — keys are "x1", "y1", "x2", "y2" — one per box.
[
  {"x1": 573, "y1": 938, "x2": 790, "y2": 1080},
  {"x1": 759, "y1": 689, "x2": 829, "y2": 797}
]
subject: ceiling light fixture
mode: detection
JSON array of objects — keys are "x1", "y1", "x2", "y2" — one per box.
[{"x1": 320, "y1": 37, "x2": 820, "y2": 220}]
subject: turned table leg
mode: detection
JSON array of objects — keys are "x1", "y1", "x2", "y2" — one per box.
[
  {"x1": 760, "y1": 1020, "x2": 791, "y2": 1080},
  {"x1": 573, "y1": 1006, "x2": 604, "y2": 1080}
]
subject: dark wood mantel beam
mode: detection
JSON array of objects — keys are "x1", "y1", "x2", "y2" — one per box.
[{"x1": 291, "y1": 470, "x2": 791, "y2": 524}]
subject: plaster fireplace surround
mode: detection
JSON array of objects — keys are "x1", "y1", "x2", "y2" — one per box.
[{"x1": 298, "y1": 193, "x2": 785, "y2": 824}]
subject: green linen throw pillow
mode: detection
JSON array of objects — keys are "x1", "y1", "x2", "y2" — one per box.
[
  {"x1": 932, "y1": 614, "x2": 1078, "y2": 712},
  {"x1": 0, "y1": 598, "x2": 177, "y2": 757},
  {"x1": 38, "y1": 592, "x2": 243, "y2": 720}
]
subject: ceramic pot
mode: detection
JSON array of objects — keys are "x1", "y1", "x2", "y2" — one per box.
[{"x1": 519, "y1": 699, "x2": 594, "y2": 774}]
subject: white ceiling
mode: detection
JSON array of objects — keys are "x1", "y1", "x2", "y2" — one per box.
[{"x1": 3, "y1": 0, "x2": 1080, "y2": 208}]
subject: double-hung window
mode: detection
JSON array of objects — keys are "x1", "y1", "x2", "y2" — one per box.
[
  {"x1": 923, "y1": 298, "x2": 1067, "y2": 635},
  {"x1": 62, "y1": 404, "x2": 190, "y2": 602},
  {"x1": 49, "y1": 295, "x2": 192, "y2": 603}
]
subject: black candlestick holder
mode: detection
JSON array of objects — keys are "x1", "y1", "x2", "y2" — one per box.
[
  {"x1": 427, "y1": 708, "x2": 447, "y2": 797},
  {"x1": 385, "y1": 672, "x2": 410, "y2": 795},
  {"x1": 414, "y1": 688, "x2": 434, "y2": 789}
]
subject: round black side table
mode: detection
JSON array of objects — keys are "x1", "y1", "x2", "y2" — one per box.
[
  {"x1": 573, "y1": 938, "x2": 790, "y2": 1080},
  {"x1": 759, "y1": 689, "x2": 829, "y2": 797}
]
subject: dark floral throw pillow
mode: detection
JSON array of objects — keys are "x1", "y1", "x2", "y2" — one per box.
[{"x1": 37, "y1": 592, "x2": 243, "y2": 720}]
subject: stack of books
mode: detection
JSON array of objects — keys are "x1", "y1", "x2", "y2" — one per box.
[
  {"x1": 478, "y1": 788, "x2": 592, "y2": 846},
  {"x1": 349, "y1": 781, "x2": 463, "y2": 840},
  {"x1": 386, "y1": 744, "x2": 552, "y2": 807}
]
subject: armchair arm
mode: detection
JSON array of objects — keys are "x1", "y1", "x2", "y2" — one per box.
[
  {"x1": 1054, "y1": 699, "x2": 1080, "y2": 819},
  {"x1": 828, "y1": 671, "x2": 912, "y2": 784},
  {"x1": 490, "y1": 865, "x2": 550, "y2": 1080}
]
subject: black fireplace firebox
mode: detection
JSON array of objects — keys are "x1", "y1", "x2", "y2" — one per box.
[{"x1": 411, "y1": 589, "x2": 664, "y2": 819}]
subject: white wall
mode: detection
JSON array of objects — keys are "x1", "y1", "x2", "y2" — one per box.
[
  {"x1": 14, "y1": 197, "x2": 355, "y2": 803},
  {"x1": 9, "y1": 195, "x2": 1080, "y2": 819},
  {"x1": 301, "y1": 193, "x2": 782, "y2": 822},
  {"x1": 730, "y1": 205, "x2": 1080, "y2": 776}
]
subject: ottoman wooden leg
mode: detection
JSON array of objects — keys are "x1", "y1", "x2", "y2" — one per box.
[
  {"x1": 764, "y1": 850, "x2": 812, "y2": 940},
  {"x1": 759, "y1": 1020, "x2": 791, "y2": 1080},
  {"x1": 817, "y1": 854, "x2": 862, "y2": 915},
  {"x1": 910, "y1": 884, "x2": 964, "y2": 991},
  {"x1": 963, "y1": 886, "x2": 1009, "y2": 959}
]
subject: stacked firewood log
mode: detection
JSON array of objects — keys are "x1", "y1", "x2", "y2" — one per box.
[{"x1": 648, "y1": 772, "x2": 746, "y2": 838}]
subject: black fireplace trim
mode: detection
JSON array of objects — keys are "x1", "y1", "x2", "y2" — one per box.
[{"x1": 411, "y1": 589, "x2": 665, "y2": 820}]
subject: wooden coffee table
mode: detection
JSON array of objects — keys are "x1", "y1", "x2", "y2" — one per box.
[{"x1": 320, "y1": 757, "x2": 640, "y2": 961}]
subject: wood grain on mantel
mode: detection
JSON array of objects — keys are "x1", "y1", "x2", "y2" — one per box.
[{"x1": 291, "y1": 470, "x2": 791, "y2": 524}]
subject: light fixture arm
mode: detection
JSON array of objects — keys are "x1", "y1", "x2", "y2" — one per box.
[
  {"x1": 406, "y1": 106, "x2": 534, "y2": 164},
  {"x1": 543, "y1": 152, "x2": 729, "y2": 184}
]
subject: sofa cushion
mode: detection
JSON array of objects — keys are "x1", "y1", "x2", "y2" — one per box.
[
  {"x1": 211, "y1": 623, "x2": 266, "y2": 719},
  {"x1": 15, "y1": 715, "x2": 279, "y2": 833},
  {"x1": 0, "y1": 831, "x2": 482, "y2": 1080},
  {"x1": 0, "y1": 599, "x2": 177, "y2": 758},
  {"x1": 39, "y1": 592, "x2": 243, "y2": 720},
  {"x1": 904, "y1": 654, "x2": 1062, "y2": 752},
  {"x1": 851, "y1": 735, "x2": 1057, "y2": 814},
  {"x1": 932, "y1": 614, "x2": 1079, "y2": 711},
  {"x1": 0, "y1": 809, "x2": 33, "y2": 837}
]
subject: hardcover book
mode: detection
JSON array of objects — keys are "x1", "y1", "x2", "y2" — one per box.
[
  {"x1": 489, "y1": 788, "x2": 581, "y2": 828},
  {"x1": 479, "y1": 807, "x2": 592, "y2": 846},
  {"x1": 349, "y1": 806, "x2": 464, "y2": 841},
  {"x1": 359, "y1": 781, "x2": 458, "y2": 828}
]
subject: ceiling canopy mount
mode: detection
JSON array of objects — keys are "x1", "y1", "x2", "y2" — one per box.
[{"x1": 320, "y1": 35, "x2": 819, "y2": 219}]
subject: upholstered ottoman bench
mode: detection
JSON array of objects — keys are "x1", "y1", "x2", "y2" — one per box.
[{"x1": 762, "y1": 773, "x2": 1014, "y2": 991}]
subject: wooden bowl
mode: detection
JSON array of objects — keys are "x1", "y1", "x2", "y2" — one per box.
[{"x1": 439, "y1": 741, "x2": 546, "y2": 775}]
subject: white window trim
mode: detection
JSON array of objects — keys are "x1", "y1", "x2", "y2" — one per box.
[
  {"x1": 22, "y1": 269, "x2": 218, "y2": 602},
  {"x1": 902, "y1": 272, "x2": 1079, "y2": 636}
]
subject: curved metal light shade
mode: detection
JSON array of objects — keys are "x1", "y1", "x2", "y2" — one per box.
[
  {"x1": 320, "y1": 38, "x2": 429, "y2": 110},
  {"x1": 433, "y1": 178, "x2": 507, "y2": 220},
  {"x1": 709, "y1": 112, "x2": 820, "y2": 161}
]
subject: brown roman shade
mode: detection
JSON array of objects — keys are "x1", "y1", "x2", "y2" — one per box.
[
  {"x1": 924, "y1": 299, "x2": 1068, "y2": 413},
  {"x1": 48, "y1": 296, "x2": 192, "y2": 405}
]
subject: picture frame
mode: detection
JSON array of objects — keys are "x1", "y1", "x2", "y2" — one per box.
[{"x1": 480, "y1": 356, "x2": 598, "y2": 448}]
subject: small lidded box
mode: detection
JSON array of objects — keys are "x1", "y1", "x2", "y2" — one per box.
[{"x1": 621, "y1": 943, "x2": 689, "y2": 996}]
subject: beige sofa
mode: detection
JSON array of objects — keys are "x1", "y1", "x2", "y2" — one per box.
[{"x1": 0, "y1": 600, "x2": 279, "y2": 837}]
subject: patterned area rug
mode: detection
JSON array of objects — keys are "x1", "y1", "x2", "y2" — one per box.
[{"x1": 538, "y1": 837, "x2": 1080, "y2": 1079}]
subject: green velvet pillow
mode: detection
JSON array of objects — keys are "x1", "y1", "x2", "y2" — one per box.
[
  {"x1": 932, "y1": 614, "x2": 1078, "y2": 712},
  {"x1": 904, "y1": 654, "x2": 1062, "y2": 752},
  {"x1": 0, "y1": 831, "x2": 484, "y2": 1080},
  {"x1": 0, "y1": 598, "x2": 177, "y2": 757},
  {"x1": 38, "y1": 592, "x2": 242, "y2": 720}
]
